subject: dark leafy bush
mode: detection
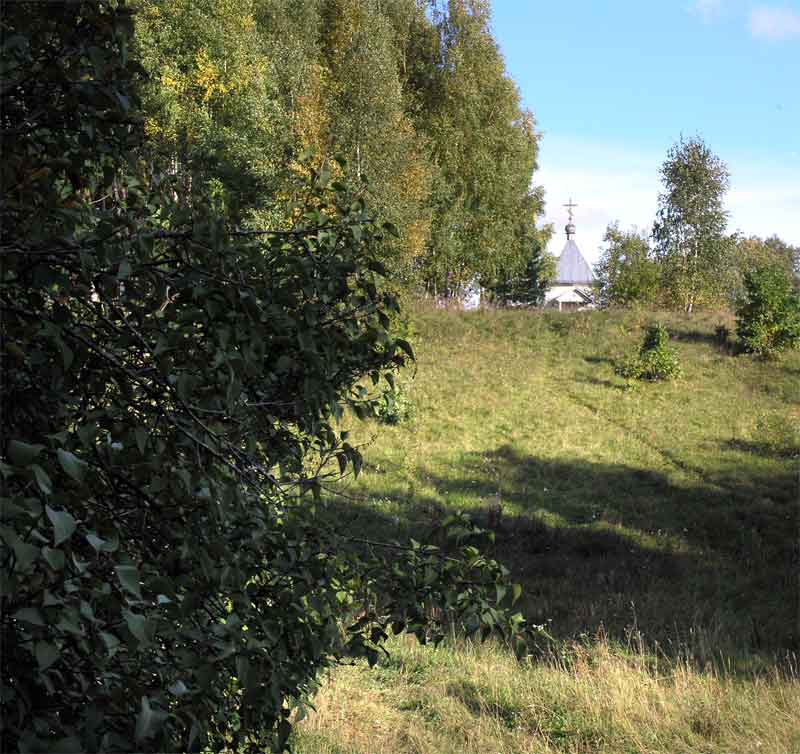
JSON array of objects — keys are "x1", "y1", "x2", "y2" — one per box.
[
  {"x1": 0, "y1": 4, "x2": 527, "y2": 752},
  {"x1": 736, "y1": 263, "x2": 800, "y2": 358},
  {"x1": 615, "y1": 323, "x2": 682, "y2": 381}
]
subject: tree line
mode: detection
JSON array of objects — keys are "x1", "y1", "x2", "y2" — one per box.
[
  {"x1": 595, "y1": 136, "x2": 799, "y2": 315},
  {"x1": 134, "y1": 0, "x2": 548, "y2": 297}
]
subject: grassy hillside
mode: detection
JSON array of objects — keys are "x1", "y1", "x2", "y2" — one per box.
[{"x1": 295, "y1": 304, "x2": 800, "y2": 753}]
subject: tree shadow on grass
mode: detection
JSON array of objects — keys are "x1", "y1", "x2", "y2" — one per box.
[
  {"x1": 666, "y1": 326, "x2": 728, "y2": 348},
  {"x1": 583, "y1": 356, "x2": 615, "y2": 366},
  {"x1": 724, "y1": 439, "x2": 800, "y2": 460},
  {"x1": 576, "y1": 376, "x2": 627, "y2": 391},
  {"x1": 325, "y1": 445, "x2": 799, "y2": 667}
]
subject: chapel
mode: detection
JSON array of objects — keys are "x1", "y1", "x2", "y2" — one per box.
[{"x1": 544, "y1": 199, "x2": 595, "y2": 311}]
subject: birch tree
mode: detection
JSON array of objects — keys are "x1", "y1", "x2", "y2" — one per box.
[{"x1": 652, "y1": 136, "x2": 733, "y2": 312}]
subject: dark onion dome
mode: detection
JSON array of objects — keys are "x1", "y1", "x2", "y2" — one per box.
[{"x1": 555, "y1": 239, "x2": 593, "y2": 285}]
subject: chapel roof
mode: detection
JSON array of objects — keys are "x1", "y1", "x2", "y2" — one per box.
[
  {"x1": 554, "y1": 197, "x2": 593, "y2": 285},
  {"x1": 555, "y1": 239, "x2": 593, "y2": 285}
]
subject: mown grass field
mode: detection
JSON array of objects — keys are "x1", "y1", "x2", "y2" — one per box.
[{"x1": 295, "y1": 303, "x2": 800, "y2": 754}]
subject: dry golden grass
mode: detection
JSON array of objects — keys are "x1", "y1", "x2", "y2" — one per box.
[{"x1": 296, "y1": 636, "x2": 800, "y2": 754}]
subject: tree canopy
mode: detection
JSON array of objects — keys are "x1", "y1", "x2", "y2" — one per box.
[
  {"x1": 652, "y1": 136, "x2": 734, "y2": 313},
  {"x1": 133, "y1": 0, "x2": 548, "y2": 292},
  {"x1": 594, "y1": 224, "x2": 659, "y2": 307}
]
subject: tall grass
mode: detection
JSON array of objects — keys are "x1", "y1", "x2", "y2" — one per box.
[{"x1": 296, "y1": 636, "x2": 800, "y2": 754}]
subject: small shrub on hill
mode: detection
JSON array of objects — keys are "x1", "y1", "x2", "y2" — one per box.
[
  {"x1": 377, "y1": 380, "x2": 417, "y2": 425},
  {"x1": 736, "y1": 262, "x2": 800, "y2": 358},
  {"x1": 615, "y1": 323, "x2": 682, "y2": 381}
]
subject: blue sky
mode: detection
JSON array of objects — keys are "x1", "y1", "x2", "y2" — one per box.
[{"x1": 490, "y1": 1, "x2": 800, "y2": 263}]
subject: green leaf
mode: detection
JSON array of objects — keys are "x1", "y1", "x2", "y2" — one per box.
[
  {"x1": 123, "y1": 609, "x2": 148, "y2": 643},
  {"x1": 42, "y1": 546, "x2": 66, "y2": 571},
  {"x1": 395, "y1": 338, "x2": 415, "y2": 360},
  {"x1": 168, "y1": 680, "x2": 189, "y2": 697},
  {"x1": 30, "y1": 464, "x2": 53, "y2": 495},
  {"x1": 116, "y1": 564, "x2": 142, "y2": 599},
  {"x1": 135, "y1": 696, "x2": 167, "y2": 742},
  {"x1": 274, "y1": 355, "x2": 292, "y2": 374},
  {"x1": 135, "y1": 427, "x2": 148, "y2": 456},
  {"x1": 511, "y1": 583, "x2": 522, "y2": 606},
  {"x1": 35, "y1": 641, "x2": 59, "y2": 671},
  {"x1": 86, "y1": 532, "x2": 106, "y2": 552},
  {"x1": 14, "y1": 607, "x2": 45, "y2": 626},
  {"x1": 46, "y1": 505, "x2": 76, "y2": 545},
  {"x1": 187, "y1": 721, "x2": 202, "y2": 752},
  {"x1": 100, "y1": 631, "x2": 121, "y2": 656},
  {"x1": 7, "y1": 440, "x2": 45, "y2": 466},
  {"x1": 57, "y1": 449, "x2": 87, "y2": 482},
  {"x1": 58, "y1": 339, "x2": 74, "y2": 370},
  {"x1": 55, "y1": 607, "x2": 83, "y2": 635},
  {"x1": 7, "y1": 532, "x2": 40, "y2": 572}
]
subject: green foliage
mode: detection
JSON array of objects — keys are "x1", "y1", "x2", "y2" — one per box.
[
  {"x1": 376, "y1": 380, "x2": 417, "y2": 426},
  {"x1": 615, "y1": 324, "x2": 682, "y2": 381},
  {"x1": 404, "y1": 0, "x2": 547, "y2": 296},
  {"x1": 1, "y1": 5, "x2": 527, "y2": 752},
  {"x1": 735, "y1": 236, "x2": 798, "y2": 279},
  {"x1": 732, "y1": 235, "x2": 800, "y2": 305},
  {"x1": 316, "y1": 0, "x2": 435, "y2": 277},
  {"x1": 652, "y1": 136, "x2": 734, "y2": 313},
  {"x1": 594, "y1": 224, "x2": 659, "y2": 307},
  {"x1": 489, "y1": 238, "x2": 556, "y2": 307},
  {"x1": 132, "y1": 0, "x2": 547, "y2": 292},
  {"x1": 735, "y1": 262, "x2": 800, "y2": 358},
  {"x1": 134, "y1": 0, "x2": 291, "y2": 226},
  {"x1": 761, "y1": 235, "x2": 800, "y2": 279}
]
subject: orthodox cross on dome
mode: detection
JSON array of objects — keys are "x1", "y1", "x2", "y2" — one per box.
[{"x1": 563, "y1": 197, "x2": 578, "y2": 240}]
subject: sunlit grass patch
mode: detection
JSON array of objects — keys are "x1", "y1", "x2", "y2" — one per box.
[
  {"x1": 327, "y1": 303, "x2": 799, "y2": 658},
  {"x1": 302, "y1": 302, "x2": 800, "y2": 753},
  {"x1": 295, "y1": 636, "x2": 800, "y2": 754}
]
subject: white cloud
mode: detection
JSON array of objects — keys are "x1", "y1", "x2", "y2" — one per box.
[
  {"x1": 726, "y1": 166, "x2": 800, "y2": 241},
  {"x1": 690, "y1": 0, "x2": 723, "y2": 21},
  {"x1": 749, "y1": 6, "x2": 800, "y2": 40}
]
